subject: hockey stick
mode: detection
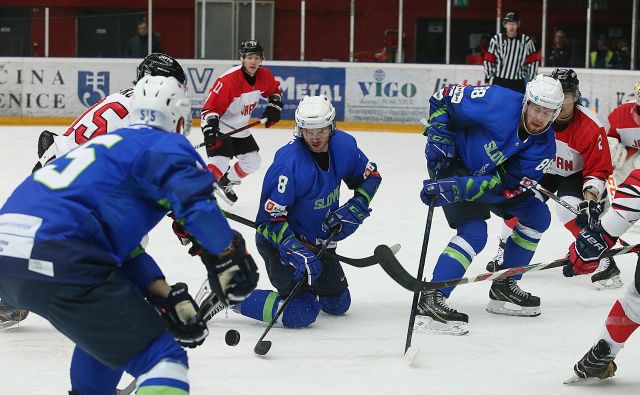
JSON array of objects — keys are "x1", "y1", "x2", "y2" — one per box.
[
  {"x1": 254, "y1": 227, "x2": 339, "y2": 356},
  {"x1": 193, "y1": 118, "x2": 267, "y2": 150},
  {"x1": 404, "y1": 195, "x2": 436, "y2": 361},
  {"x1": 373, "y1": 243, "x2": 640, "y2": 293},
  {"x1": 221, "y1": 210, "x2": 401, "y2": 268}
]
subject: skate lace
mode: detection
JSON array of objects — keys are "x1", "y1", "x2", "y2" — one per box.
[
  {"x1": 433, "y1": 292, "x2": 457, "y2": 313},
  {"x1": 491, "y1": 239, "x2": 505, "y2": 262},
  {"x1": 507, "y1": 279, "x2": 529, "y2": 298}
]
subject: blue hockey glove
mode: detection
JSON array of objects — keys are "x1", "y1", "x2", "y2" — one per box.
[
  {"x1": 322, "y1": 195, "x2": 371, "y2": 241},
  {"x1": 576, "y1": 200, "x2": 604, "y2": 231},
  {"x1": 424, "y1": 127, "x2": 455, "y2": 175},
  {"x1": 279, "y1": 236, "x2": 322, "y2": 285},
  {"x1": 564, "y1": 228, "x2": 616, "y2": 277},
  {"x1": 420, "y1": 178, "x2": 463, "y2": 206}
]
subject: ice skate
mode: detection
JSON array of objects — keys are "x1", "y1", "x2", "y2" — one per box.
[
  {"x1": 486, "y1": 278, "x2": 540, "y2": 317},
  {"x1": 215, "y1": 173, "x2": 240, "y2": 205},
  {"x1": 564, "y1": 339, "x2": 616, "y2": 384},
  {"x1": 415, "y1": 290, "x2": 469, "y2": 336},
  {"x1": 591, "y1": 257, "x2": 623, "y2": 291},
  {"x1": 0, "y1": 300, "x2": 29, "y2": 329},
  {"x1": 195, "y1": 279, "x2": 227, "y2": 322},
  {"x1": 486, "y1": 238, "x2": 505, "y2": 272}
]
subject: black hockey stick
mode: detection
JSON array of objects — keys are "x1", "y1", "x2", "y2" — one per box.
[
  {"x1": 374, "y1": 243, "x2": 640, "y2": 293},
  {"x1": 254, "y1": 227, "x2": 339, "y2": 356},
  {"x1": 193, "y1": 118, "x2": 267, "y2": 150},
  {"x1": 221, "y1": 210, "x2": 401, "y2": 268},
  {"x1": 404, "y1": 197, "x2": 436, "y2": 356}
]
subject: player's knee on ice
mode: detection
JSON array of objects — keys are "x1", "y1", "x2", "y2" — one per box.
[
  {"x1": 282, "y1": 291, "x2": 321, "y2": 328},
  {"x1": 319, "y1": 288, "x2": 351, "y2": 315}
]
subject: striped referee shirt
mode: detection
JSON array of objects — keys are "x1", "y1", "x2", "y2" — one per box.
[{"x1": 483, "y1": 33, "x2": 540, "y2": 81}]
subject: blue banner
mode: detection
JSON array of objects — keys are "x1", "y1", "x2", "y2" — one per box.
[{"x1": 256, "y1": 66, "x2": 345, "y2": 121}]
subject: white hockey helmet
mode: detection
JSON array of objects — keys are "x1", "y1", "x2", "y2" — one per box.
[
  {"x1": 294, "y1": 95, "x2": 336, "y2": 137},
  {"x1": 634, "y1": 81, "x2": 640, "y2": 106},
  {"x1": 131, "y1": 75, "x2": 192, "y2": 136},
  {"x1": 523, "y1": 74, "x2": 564, "y2": 122}
]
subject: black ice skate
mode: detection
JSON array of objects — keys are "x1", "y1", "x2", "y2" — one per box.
[
  {"x1": 486, "y1": 238, "x2": 505, "y2": 272},
  {"x1": 486, "y1": 278, "x2": 541, "y2": 317},
  {"x1": 415, "y1": 290, "x2": 469, "y2": 336},
  {"x1": 0, "y1": 300, "x2": 29, "y2": 329},
  {"x1": 564, "y1": 339, "x2": 617, "y2": 384},
  {"x1": 591, "y1": 257, "x2": 623, "y2": 291},
  {"x1": 215, "y1": 173, "x2": 240, "y2": 205}
]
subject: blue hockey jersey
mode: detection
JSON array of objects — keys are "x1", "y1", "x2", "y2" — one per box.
[
  {"x1": 426, "y1": 84, "x2": 556, "y2": 202},
  {"x1": 0, "y1": 126, "x2": 232, "y2": 283},
  {"x1": 255, "y1": 130, "x2": 381, "y2": 246}
]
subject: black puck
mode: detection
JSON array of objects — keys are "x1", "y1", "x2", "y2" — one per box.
[{"x1": 225, "y1": 329, "x2": 240, "y2": 346}]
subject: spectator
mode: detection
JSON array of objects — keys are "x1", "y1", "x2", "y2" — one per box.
[
  {"x1": 613, "y1": 40, "x2": 631, "y2": 69},
  {"x1": 483, "y1": 11, "x2": 539, "y2": 93},
  {"x1": 125, "y1": 19, "x2": 162, "y2": 58},
  {"x1": 547, "y1": 29, "x2": 572, "y2": 67},
  {"x1": 465, "y1": 35, "x2": 490, "y2": 65},
  {"x1": 590, "y1": 34, "x2": 614, "y2": 69}
]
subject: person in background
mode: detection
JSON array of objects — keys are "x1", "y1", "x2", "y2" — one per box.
[
  {"x1": 590, "y1": 34, "x2": 614, "y2": 69},
  {"x1": 125, "y1": 19, "x2": 162, "y2": 58},
  {"x1": 483, "y1": 11, "x2": 539, "y2": 93},
  {"x1": 547, "y1": 29, "x2": 572, "y2": 67}
]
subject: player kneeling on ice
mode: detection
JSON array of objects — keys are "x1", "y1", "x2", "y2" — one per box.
[
  {"x1": 418, "y1": 75, "x2": 563, "y2": 335},
  {"x1": 564, "y1": 169, "x2": 640, "y2": 383},
  {"x1": 193, "y1": 95, "x2": 381, "y2": 328},
  {"x1": 0, "y1": 75, "x2": 258, "y2": 395}
]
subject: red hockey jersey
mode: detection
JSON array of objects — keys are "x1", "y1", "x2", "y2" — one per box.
[
  {"x1": 201, "y1": 66, "x2": 281, "y2": 138},
  {"x1": 548, "y1": 105, "x2": 612, "y2": 196},
  {"x1": 607, "y1": 101, "x2": 640, "y2": 148}
]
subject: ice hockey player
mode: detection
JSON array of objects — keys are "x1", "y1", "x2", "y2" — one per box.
[
  {"x1": 0, "y1": 75, "x2": 258, "y2": 394},
  {"x1": 606, "y1": 81, "x2": 640, "y2": 186},
  {"x1": 2, "y1": 53, "x2": 187, "y2": 331},
  {"x1": 191, "y1": 95, "x2": 381, "y2": 328},
  {"x1": 418, "y1": 75, "x2": 563, "y2": 335},
  {"x1": 200, "y1": 39, "x2": 282, "y2": 205},
  {"x1": 33, "y1": 52, "x2": 186, "y2": 172},
  {"x1": 563, "y1": 169, "x2": 640, "y2": 383},
  {"x1": 486, "y1": 68, "x2": 620, "y2": 290}
]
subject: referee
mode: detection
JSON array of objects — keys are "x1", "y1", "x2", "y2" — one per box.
[{"x1": 483, "y1": 12, "x2": 540, "y2": 93}]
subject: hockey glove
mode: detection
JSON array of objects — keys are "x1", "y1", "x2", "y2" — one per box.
[
  {"x1": 424, "y1": 126, "x2": 455, "y2": 175},
  {"x1": 202, "y1": 115, "x2": 225, "y2": 157},
  {"x1": 421, "y1": 178, "x2": 464, "y2": 206},
  {"x1": 168, "y1": 213, "x2": 202, "y2": 256},
  {"x1": 200, "y1": 230, "x2": 259, "y2": 305},
  {"x1": 279, "y1": 236, "x2": 322, "y2": 285},
  {"x1": 576, "y1": 200, "x2": 604, "y2": 231},
  {"x1": 608, "y1": 137, "x2": 626, "y2": 170},
  {"x1": 262, "y1": 95, "x2": 283, "y2": 128},
  {"x1": 322, "y1": 195, "x2": 371, "y2": 241},
  {"x1": 32, "y1": 130, "x2": 58, "y2": 173},
  {"x1": 148, "y1": 283, "x2": 209, "y2": 348},
  {"x1": 565, "y1": 228, "x2": 616, "y2": 277}
]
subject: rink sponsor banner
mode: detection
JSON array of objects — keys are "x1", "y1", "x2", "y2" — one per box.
[
  {"x1": 0, "y1": 58, "x2": 638, "y2": 128},
  {"x1": 256, "y1": 66, "x2": 345, "y2": 121},
  {"x1": 345, "y1": 66, "x2": 485, "y2": 124}
]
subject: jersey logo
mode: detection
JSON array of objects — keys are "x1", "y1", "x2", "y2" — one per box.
[
  {"x1": 264, "y1": 199, "x2": 287, "y2": 217},
  {"x1": 314, "y1": 186, "x2": 340, "y2": 210},
  {"x1": 484, "y1": 140, "x2": 507, "y2": 165},
  {"x1": 241, "y1": 103, "x2": 257, "y2": 116},
  {"x1": 451, "y1": 86, "x2": 465, "y2": 103},
  {"x1": 78, "y1": 71, "x2": 109, "y2": 107}
]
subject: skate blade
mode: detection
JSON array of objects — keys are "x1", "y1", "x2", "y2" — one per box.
[
  {"x1": 486, "y1": 300, "x2": 541, "y2": 317},
  {"x1": 214, "y1": 188, "x2": 236, "y2": 206},
  {"x1": 593, "y1": 276, "x2": 624, "y2": 291},
  {"x1": 563, "y1": 374, "x2": 605, "y2": 385},
  {"x1": 414, "y1": 316, "x2": 469, "y2": 336},
  {"x1": 404, "y1": 346, "x2": 420, "y2": 365},
  {"x1": 0, "y1": 320, "x2": 22, "y2": 330}
]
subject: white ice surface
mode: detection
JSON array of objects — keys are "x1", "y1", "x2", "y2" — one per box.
[{"x1": 0, "y1": 126, "x2": 638, "y2": 394}]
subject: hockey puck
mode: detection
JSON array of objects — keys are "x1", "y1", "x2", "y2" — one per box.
[{"x1": 225, "y1": 329, "x2": 240, "y2": 346}]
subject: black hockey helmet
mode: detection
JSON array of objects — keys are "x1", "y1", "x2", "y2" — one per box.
[
  {"x1": 136, "y1": 53, "x2": 186, "y2": 85},
  {"x1": 239, "y1": 40, "x2": 264, "y2": 58},
  {"x1": 550, "y1": 68, "x2": 581, "y2": 103},
  {"x1": 503, "y1": 12, "x2": 520, "y2": 26}
]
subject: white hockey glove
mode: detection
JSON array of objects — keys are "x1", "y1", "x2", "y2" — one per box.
[{"x1": 608, "y1": 137, "x2": 626, "y2": 170}]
